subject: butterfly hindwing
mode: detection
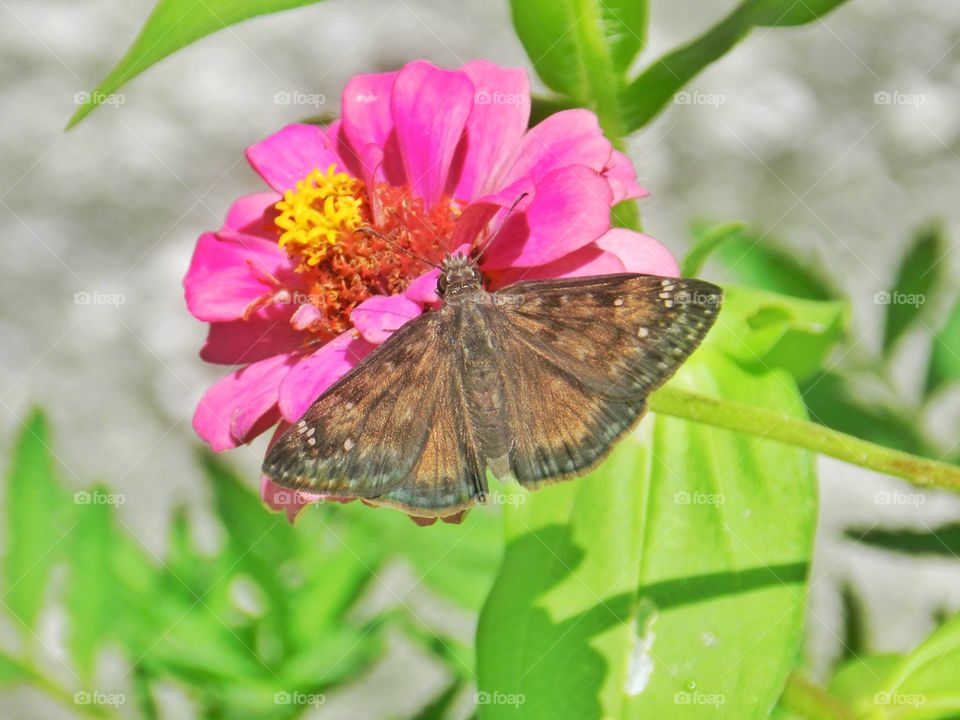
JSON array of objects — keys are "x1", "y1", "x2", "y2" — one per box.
[
  {"x1": 262, "y1": 311, "x2": 484, "y2": 515},
  {"x1": 488, "y1": 273, "x2": 721, "y2": 487}
]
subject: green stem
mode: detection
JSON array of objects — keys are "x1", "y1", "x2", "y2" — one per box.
[
  {"x1": 650, "y1": 386, "x2": 960, "y2": 492},
  {"x1": 780, "y1": 672, "x2": 857, "y2": 720}
]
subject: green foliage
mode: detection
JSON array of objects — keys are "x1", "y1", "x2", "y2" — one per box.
[
  {"x1": 3, "y1": 409, "x2": 69, "y2": 633},
  {"x1": 926, "y1": 297, "x2": 960, "y2": 395},
  {"x1": 882, "y1": 223, "x2": 945, "y2": 354},
  {"x1": 830, "y1": 613, "x2": 960, "y2": 719},
  {"x1": 67, "y1": 0, "x2": 331, "y2": 128},
  {"x1": 710, "y1": 285, "x2": 849, "y2": 381},
  {"x1": 620, "y1": 0, "x2": 854, "y2": 131},
  {"x1": 477, "y1": 347, "x2": 817, "y2": 719}
]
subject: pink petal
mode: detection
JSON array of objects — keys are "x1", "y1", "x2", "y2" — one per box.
[
  {"x1": 223, "y1": 192, "x2": 282, "y2": 239},
  {"x1": 245, "y1": 124, "x2": 343, "y2": 193},
  {"x1": 193, "y1": 353, "x2": 295, "y2": 452},
  {"x1": 495, "y1": 109, "x2": 613, "y2": 190},
  {"x1": 277, "y1": 331, "x2": 374, "y2": 422},
  {"x1": 448, "y1": 61, "x2": 530, "y2": 200},
  {"x1": 260, "y1": 475, "x2": 325, "y2": 523},
  {"x1": 350, "y1": 294, "x2": 422, "y2": 345},
  {"x1": 200, "y1": 305, "x2": 303, "y2": 364},
  {"x1": 184, "y1": 231, "x2": 290, "y2": 322},
  {"x1": 482, "y1": 165, "x2": 613, "y2": 269},
  {"x1": 290, "y1": 303, "x2": 323, "y2": 331},
  {"x1": 405, "y1": 270, "x2": 441, "y2": 304},
  {"x1": 491, "y1": 245, "x2": 626, "y2": 287},
  {"x1": 391, "y1": 61, "x2": 475, "y2": 206},
  {"x1": 595, "y1": 228, "x2": 680, "y2": 277},
  {"x1": 604, "y1": 151, "x2": 649, "y2": 204},
  {"x1": 340, "y1": 71, "x2": 406, "y2": 185}
]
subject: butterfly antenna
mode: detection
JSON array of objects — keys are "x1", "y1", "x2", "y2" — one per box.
[
  {"x1": 474, "y1": 192, "x2": 529, "y2": 263},
  {"x1": 354, "y1": 227, "x2": 442, "y2": 270}
]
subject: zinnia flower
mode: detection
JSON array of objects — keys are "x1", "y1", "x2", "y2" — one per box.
[{"x1": 184, "y1": 59, "x2": 679, "y2": 524}]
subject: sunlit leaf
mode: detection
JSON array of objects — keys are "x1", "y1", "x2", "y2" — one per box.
[
  {"x1": 621, "y1": 0, "x2": 853, "y2": 130},
  {"x1": 68, "y1": 0, "x2": 332, "y2": 128},
  {"x1": 681, "y1": 221, "x2": 747, "y2": 277},
  {"x1": 3, "y1": 409, "x2": 69, "y2": 632},
  {"x1": 710, "y1": 285, "x2": 849, "y2": 381},
  {"x1": 477, "y1": 348, "x2": 817, "y2": 719},
  {"x1": 926, "y1": 296, "x2": 960, "y2": 396},
  {"x1": 882, "y1": 223, "x2": 945, "y2": 355},
  {"x1": 65, "y1": 483, "x2": 117, "y2": 682}
]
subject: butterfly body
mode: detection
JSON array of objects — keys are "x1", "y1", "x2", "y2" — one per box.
[{"x1": 263, "y1": 254, "x2": 721, "y2": 518}]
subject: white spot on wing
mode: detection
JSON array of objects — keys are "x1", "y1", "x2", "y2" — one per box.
[
  {"x1": 343, "y1": 438, "x2": 355, "y2": 451},
  {"x1": 637, "y1": 326, "x2": 649, "y2": 338}
]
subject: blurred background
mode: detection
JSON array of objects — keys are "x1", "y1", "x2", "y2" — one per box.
[{"x1": 1, "y1": 0, "x2": 959, "y2": 716}]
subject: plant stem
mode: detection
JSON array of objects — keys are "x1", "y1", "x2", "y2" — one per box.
[
  {"x1": 779, "y1": 672, "x2": 857, "y2": 720},
  {"x1": 650, "y1": 386, "x2": 960, "y2": 492}
]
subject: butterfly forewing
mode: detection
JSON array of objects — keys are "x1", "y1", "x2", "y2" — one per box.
[
  {"x1": 488, "y1": 273, "x2": 721, "y2": 486},
  {"x1": 263, "y1": 310, "x2": 483, "y2": 513},
  {"x1": 262, "y1": 258, "x2": 722, "y2": 518}
]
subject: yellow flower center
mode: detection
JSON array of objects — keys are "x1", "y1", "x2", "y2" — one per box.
[{"x1": 274, "y1": 164, "x2": 365, "y2": 270}]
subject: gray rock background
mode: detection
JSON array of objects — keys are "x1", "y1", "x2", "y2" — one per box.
[{"x1": 1, "y1": 0, "x2": 958, "y2": 716}]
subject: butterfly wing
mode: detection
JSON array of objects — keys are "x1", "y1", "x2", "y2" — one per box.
[
  {"x1": 262, "y1": 309, "x2": 485, "y2": 517},
  {"x1": 489, "y1": 273, "x2": 721, "y2": 487}
]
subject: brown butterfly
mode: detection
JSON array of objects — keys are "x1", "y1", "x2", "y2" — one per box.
[{"x1": 262, "y1": 253, "x2": 721, "y2": 518}]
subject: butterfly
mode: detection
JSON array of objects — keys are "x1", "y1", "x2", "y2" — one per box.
[{"x1": 262, "y1": 252, "x2": 722, "y2": 518}]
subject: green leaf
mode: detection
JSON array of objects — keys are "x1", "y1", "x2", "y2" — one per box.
[
  {"x1": 509, "y1": 0, "x2": 647, "y2": 136},
  {"x1": 830, "y1": 613, "x2": 960, "y2": 719},
  {"x1": 882, "y1": 223, "x2": 946, "y2": 354},
  {"x1": 844, "y1": 522, "x2": 960, "y2": 558},
  {"x1": 707, "y1": 226, "x2": 838, "y2": 301},
  {"x1": 0, "y1": 651, "x2": 27, "y2": 686},
  {"x1": 801, "y1": 369, "x2": 940, "y2": 459},
  {"x1": 710, "y1": 285, "x2": 849, "y2": 381},
  {"x1": 476, "y1": 348, "x2": 817, "y2": 719},
  {"x1": 3, "y1": 409, "x2": 69, "y2": 633},
  {"x1": 681, "y1": 221, "x2": 747, "y2": 277},
  {"x1": 621, "y1": 0, "x2": 853, "y2": 130},
  {"x1": 839, "y1": 584, "x2": 869, "y2": 665},
  {"x1": 926, "y1": 296, "x2": 960, "y2": 395},
  {"x1": 65, "y1": 483, "x2": 117, "y2": 682},
  {"x1": 68, "y1": 0, "x2": 331, "y2": 128}
]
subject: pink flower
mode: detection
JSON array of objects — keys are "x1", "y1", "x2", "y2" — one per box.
[{"x1": 184, "y1": 60, "x2": 679, "y2": 524}]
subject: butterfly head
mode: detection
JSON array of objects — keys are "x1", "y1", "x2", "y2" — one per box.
[{"x1": 437, "y1": 253, "x2": 484, "y2": 301}]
